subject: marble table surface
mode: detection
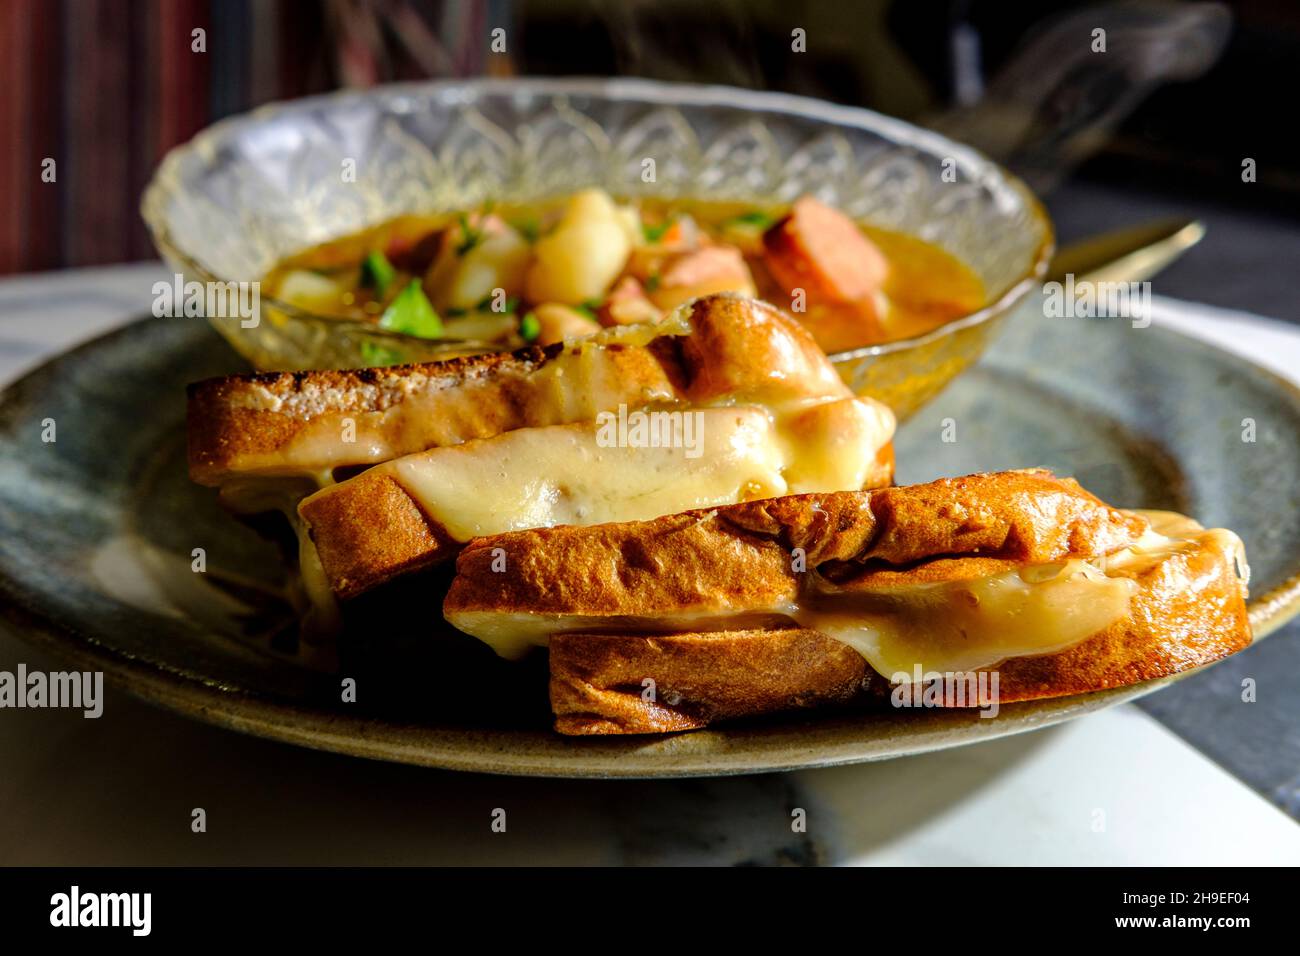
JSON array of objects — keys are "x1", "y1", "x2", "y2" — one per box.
[{"x1": 0, "y1": 263, "x2": 1297, "y2": 865}]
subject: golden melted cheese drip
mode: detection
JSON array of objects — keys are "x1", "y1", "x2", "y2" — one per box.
[
  {"x1": 789, "y1": 509, "x2": 1246, "y2": 678},
  {"x1": 790, "y1": 562, "x2": 1135, "y2": 679},
  {"x1": 384, "y1": 396, "x2": 891, "y2": 542},
  {"x1": 450, "y1": 509, "x2": 1249, "y2": 674},
  {"x1": 395, "y1": 407, "x2": 787, "y2": 540}
]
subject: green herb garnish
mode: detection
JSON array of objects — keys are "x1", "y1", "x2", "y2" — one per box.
[
  {"x1": 644, "y1": 274, "x2": 661, "y2": 293},
  {"x1": 519, "y1": 311, "x2": 541, "y2": 343},
  {"x1": 512, "y1": 218, "x2": 540, "y2": 242},
  {"x1": 642, "y1": 220, "x2": 672, "y2": 243},
  {"x1": 574, "y1": 302, "x2": 600, "y2": 321},
  {"x1": 455, "y1": 213, "x2": 484, "y2": 256},
  {"x1": 359, "y1": 250, "x2": 396, "y2": 298},
  {"x1": 725, "y1": 210, "x2": 777, "y2": 228},
  {"x1": 360, "y1": 341, "x2": 406, "y2": 366},
  {"x1": 378, "y1": 281, "x2": 443, "y2": 338}
]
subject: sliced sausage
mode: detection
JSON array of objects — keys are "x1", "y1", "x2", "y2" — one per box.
[{"x1": 762, "y1": 196, "x2": 888, "y2": 304}]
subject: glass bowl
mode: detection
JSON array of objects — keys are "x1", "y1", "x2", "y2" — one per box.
[{"x1": 142, "y1": 77, "x2": 1053, "y2": 420}]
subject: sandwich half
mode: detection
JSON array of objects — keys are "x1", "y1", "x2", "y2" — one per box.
[
  {"x1": 442, "y1": 470, "x2": 1251, "y2": 734},
  {"x1": 290, "y1": 294, "x2": 895, "y2": 599},
  {"x1": 187, "y1": 293, "x2": 895, "y2": 616}
]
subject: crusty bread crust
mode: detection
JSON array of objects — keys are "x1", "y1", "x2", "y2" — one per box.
[
  {"x1": 298, "y1": 469, "x2": 458, "y2": 599},
  {"x1": 545, "y1": 514, "x2": 1250, "y2": 734},
  {"x1": 187, "y1": 341, "x2": 679, "y2": 485},
  {"x1": 306, "y1": 437, "x2": 894, "y2": 602},
  {"x1": 551, "y1": 627, "x2": 870, "y2": 734},
  {"x1": 187, "y1": 292, "x2": 862, "y2": 486},
  {"x1": 445, "y1": 469, "x2": 1148, "y2": 622}
]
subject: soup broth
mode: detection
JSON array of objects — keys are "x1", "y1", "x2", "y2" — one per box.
[{"x1": 264, "y1": 191, "x2": 985, "y2": 358}]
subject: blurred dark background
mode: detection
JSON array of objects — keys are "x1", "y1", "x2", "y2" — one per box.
[{"x1": 0, "y1": 0, "x2": 1293, "y2": 318}]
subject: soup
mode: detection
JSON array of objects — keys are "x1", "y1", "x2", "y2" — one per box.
[{"x1": 264, "y1": 190, "x2": 984, "y2": 358}]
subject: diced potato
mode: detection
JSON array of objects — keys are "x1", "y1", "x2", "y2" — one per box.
[
  {"x1": 615, "y1": 206, "x2": 644, "y2": 248},
  {"x1": 275, "y1": 269, "x2": 344, "y2": 311},
  {"x1": 560, "y1": 188, "x2": 620, "y2": 228},
  {"x1": 443, "y1": 225, "x2": 530, "y2": 310},
  {"x1": 532, "y1": 302, "x2": 600, "y2": 346},
  {"x1": 523, "y1": 189, "x2": 637, "y2": 305},
  {"x1": 526, "y1": 219, "x2": 630, "y2": 305}
]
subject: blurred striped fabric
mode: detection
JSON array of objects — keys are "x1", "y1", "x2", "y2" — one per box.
[{"x1": 0, "y1": 0, "x2": 512, "y2": 275}]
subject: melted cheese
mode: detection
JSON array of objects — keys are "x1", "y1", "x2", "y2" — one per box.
[
  {"x1": 449, "y1": 560, "x2": 1137, "y2": 666},
  {"x1": 1129, "y1": 510, "x2": 1249, "y2": 584},
  {"x1": 450, "y1": 611, "x2": 791, "y2": 662},
  {"x1": 377, "y1": 384, "x2": 892, "y2": 542},
  {"x1": 452, "y1": 509, "x2": 1246, "y2": 675},
  {"x1": 789, "y1": 562, "x2": 1136, "y2": 679},
  {"x1": 791, "y1": 512, "x2": 1243, "y2": 678},
  {"x1": 393, "y1": 407, "x2": 788, "y2": 540},
  {"x1": 797, "y1": 514, "x2": 1245, "y2": 676},
  {"x1": 366, "y1": 300, "x2": 894, "y2": 542},
  {"x1": 776, "y1": 396, "x2": 893, "y2": 491}
]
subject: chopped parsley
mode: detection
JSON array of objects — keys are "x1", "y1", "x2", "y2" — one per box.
[
  {"x1": 378, "y1": 281, "x2": 443, "y2": 338},
  {"x1": 455, "y1": 212, "x2": 484, "y2": 255},
  {"x1": 725, "y1": 210, "x2": 777, "y2": 228},
  {"x1": 359, "y1": 250, "x2": 396, "y2": 298},
  {"x1": 360, "y1": 340, "x2": 406, "y2": 366},
  {"x1": 512, "y1": 218, "x2": 540, "y2": 242},
  {"x1": 642, "y1": 220, "x2": 672, "y2": 243},
  {"x1": 519, "y1": 311, "x2": 541, "y2": 343}
]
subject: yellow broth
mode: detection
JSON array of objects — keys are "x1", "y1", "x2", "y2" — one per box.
[{"x1": 263, "y1": 193, "x2": 985, "y2": 356}]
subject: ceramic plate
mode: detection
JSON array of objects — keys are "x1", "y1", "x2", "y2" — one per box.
[{"x1": 1, "y1": 306, "x2": 1298, "y2": 777}]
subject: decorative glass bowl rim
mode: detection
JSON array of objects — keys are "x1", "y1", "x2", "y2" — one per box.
[{"x1": 141, "y1": 75, "x2": 1055, "y2": 361}]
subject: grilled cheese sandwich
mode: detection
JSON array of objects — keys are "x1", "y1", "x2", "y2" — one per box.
[
  {"x1": 442, "y1": 470, "x2": 1252, "y2": 733},
  {"x1": 187, "y1": 293, "x2": 896, "y2": 613},
  {"x1": 293, "y1": 295, "x2": 895, "y2": 598}
]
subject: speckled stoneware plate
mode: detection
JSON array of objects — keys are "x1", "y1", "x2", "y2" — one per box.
[{"x1": 1, "y1": 306, "x2": 1298, "y2": 778}]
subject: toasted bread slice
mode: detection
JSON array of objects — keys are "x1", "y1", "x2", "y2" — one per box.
[
  {"x1": 188, "y1": 292, "x2": 868, "y2": 485},
  {"x1": 299, "y1": 294, "x2": 896, "y2": 599},
  {"x1": 441, "y1": 469, "x2": 1250, "y2": 734},
  {"x1": 550, "y1": 627, "x2": 870, "y2": 735},
  {"x1": 548, "y1": 523, "x2": 1250, "y2": 733},
  {"x1": 187, "y1": 328, "x2": 679, "y2": 485},
  {"x1": 444, "y1": 469, "x2": 1151, "y2": 656}
]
